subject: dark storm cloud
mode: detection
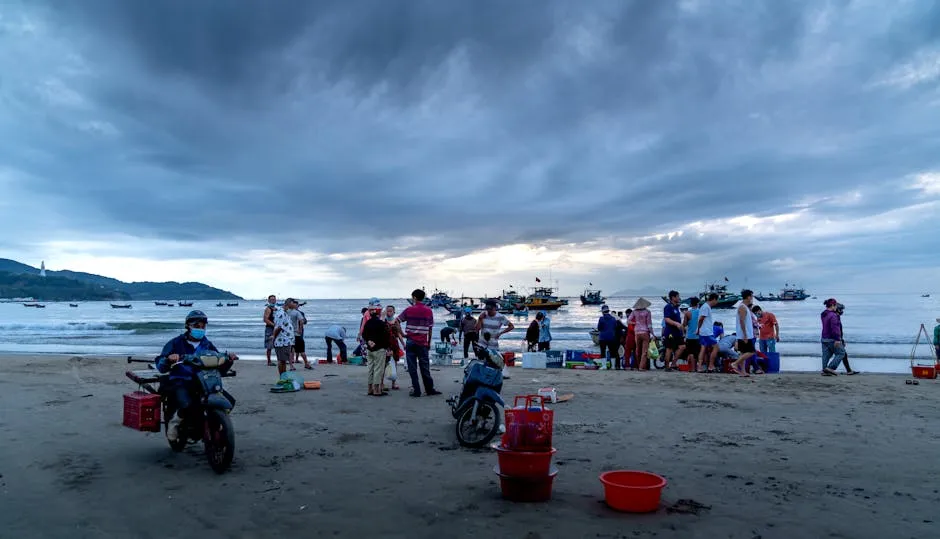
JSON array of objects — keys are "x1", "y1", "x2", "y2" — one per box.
[{"x1": 2, "y1": 0, "x2": 940, "y2": 285}]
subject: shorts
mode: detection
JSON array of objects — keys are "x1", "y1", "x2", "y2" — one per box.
[
  {"x1": 737, "y1": 338, "x2": 756, "y2": 354},
  {"x1": 294, "y1": 335, "x2": 305, "y2": 354},
  {"x1": 699, "y1": 335, "x2": 717, "y2": 347},
  {"x1": 264, "y1": 327, "x2": 274, "y2": 350},
  {"x1": 274, "y1": 346, "x2": 293, "y2": 365},
  {"x1": 684, "y1": 338, "x2": 701, "y2": 358},
  {"x1": 537, "y1": 341, "x2": 551, "y2": 351},
  {"x1": 664, "y1": 334, "x2": 681, "y2": 351}
]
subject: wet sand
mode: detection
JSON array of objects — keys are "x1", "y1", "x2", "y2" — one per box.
[{"x1": 0, "y1": 354, "x2": 937, "y2": 539}]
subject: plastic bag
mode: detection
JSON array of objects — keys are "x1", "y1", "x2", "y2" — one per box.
[
  {"x1": 648, "y1": 341, "x2": 660, "y2": 360},
  {"x1": 386, "y1": 358, "x2": 397, "y2": 381}
]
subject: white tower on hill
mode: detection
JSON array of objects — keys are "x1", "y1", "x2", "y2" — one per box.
[{"x1": 40, "y1": 261, "x2": 46, "y2": 277}]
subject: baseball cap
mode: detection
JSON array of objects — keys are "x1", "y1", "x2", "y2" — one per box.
[{"x1": 601, "y1": 305, "x2": 610, "y2": 313}]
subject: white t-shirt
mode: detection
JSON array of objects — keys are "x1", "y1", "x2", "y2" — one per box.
[
  {"x1": 735, "y1": 304, "x2": 756, "y2": 340},
  {"x1": 479, "y1": 313, "x2": 510, "y2": 348},
  {"x1": 698, "y1": 303, "x2": 715, "y2": 337}
]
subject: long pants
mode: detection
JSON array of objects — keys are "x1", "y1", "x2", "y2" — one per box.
[
  {"x1": 821, "y1": 339, "x2": 846, "y2": 370},
  {"x1": 463, "y1": 331, "x2": 479, "y2": 358},
  {"x1": 623, "y1": 332, "x2": 636, "y2": 368},
  {"x1": 405, "y1": 341, "x2": 435, "y2": 395},
  {"x1": 325, "y1": 337, "x2": 347, "y2": 363},
  {"x1": 759, "y1": 339, "x2": 777, "y2": 354},
  {"x1": 367, "y1": 349, "x2": 387, "y2": 385},
  {"x1": 599, "y1": 339, "x2": 619, "y2": 368},
  {"x1": 635, "y1": 332, "x2": 651, "y2": 368},
  {"x1": 161, "y1": 378, "x2": 199, "y2": 423}
]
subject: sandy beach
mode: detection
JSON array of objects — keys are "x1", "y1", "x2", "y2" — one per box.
[{"x1": 1, "y1": 355, "x2": 938, "y2": 539}]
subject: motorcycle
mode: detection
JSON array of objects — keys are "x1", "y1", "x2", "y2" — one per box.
[
  {"x1": 446, "y1": 343, "x2": 505, "y2": 448},
  {"x1": 125, "y1": 352, "x2": 237, "y2": 473}
]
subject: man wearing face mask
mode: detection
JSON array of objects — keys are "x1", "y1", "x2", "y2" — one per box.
[{"x1": 155, "y1": 310, "x2": 237, "y2": 442}]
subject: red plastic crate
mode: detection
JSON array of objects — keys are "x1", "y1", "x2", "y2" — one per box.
[
  {"x1": 503, "y1": 395, "x2": 554, "y2": 452},
  {"x1": 123, "y1": 391, "x2": 161, "y2": 432}
]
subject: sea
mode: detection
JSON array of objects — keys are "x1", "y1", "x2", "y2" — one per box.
[{"x1": 1, "y1": 295, "x2": 937, "y2": 374}]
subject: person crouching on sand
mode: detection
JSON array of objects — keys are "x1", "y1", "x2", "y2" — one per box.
[{"x1": 362, "y1": 303, "x2": 390, "y2": 396}]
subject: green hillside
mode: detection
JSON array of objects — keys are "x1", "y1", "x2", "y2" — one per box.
[
  {"x1": 0, "y1": 271, "x2": 131, "y2": 301},
  {"x1": 0, "y1": 258, "x2": 243, "y2": 300}
]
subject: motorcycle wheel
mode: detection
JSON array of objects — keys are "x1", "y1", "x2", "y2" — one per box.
[
  {"x1": 205, "y1": 409, "x2": 235, "y2": 474},
  {"x1": 455, "y1": 401, "x2": 500, "y2": 448}
]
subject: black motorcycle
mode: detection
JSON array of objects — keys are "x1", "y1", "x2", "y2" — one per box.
[
  {"x1": 125, "y1": 352, "x2": 237, "y2": 473},
  {"x1": 446, "y1": 343, "x2": 505, "y2": 448}
]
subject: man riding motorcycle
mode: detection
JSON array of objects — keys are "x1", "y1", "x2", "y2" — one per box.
[{"x1": 155, "y1": 310, "x2": 237, "y2": 442}]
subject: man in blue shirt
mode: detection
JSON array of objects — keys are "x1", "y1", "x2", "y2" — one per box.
[
  {"x1": 662, "y1": 290, "x2": 685, "y2": 371},
  {"x1": 596, "y1": 305, "x2": 620, "y2": 368},
  {"x1": 155, "y1": 310, "x2": 237, "y2": 442}
]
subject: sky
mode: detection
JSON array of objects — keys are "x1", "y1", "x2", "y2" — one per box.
[{"x1": 1, "y1": 0, "x2": 939, "y2": 299}]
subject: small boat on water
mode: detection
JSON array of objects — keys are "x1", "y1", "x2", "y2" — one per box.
[
  {"x1": 216, "y1": 302, "x2": 224, "y2": 307},
  {"x1": 580, "y1": 287, "x2": 605, "y2": 305},
  {"x1": 922, "y1": 294, "x2": 931, "y2": 298},
  {"x1": 512, "y1": 308, "x2": 529, "y2": 317},
  {"x1": 226, "y1": 302, "x2": 239, "y2": 306},
  {"x1": 154, "y1": 301, "x2": 168, "y2": 306},
  {"x1": 69, "y1": 303, "x2": 79, "y2": 308},
  {"x1": 524, "y1": 286, "x2": 568, "y2": 310},
  {"x1": 23, "y1": 303, "x2": 46, "y2": 308},
  {"x1": 178, "y1": 301, "x2": 193, "y2": 307},
  {"x1": 756, "y1": 284, "x2": 811, "y2": 302},
  {"x1": 664, "y1": 281, "x2": 741, "y2": 309},
  {"x1": 111, "y1": 303, "x2": 132, "y2": 309}
]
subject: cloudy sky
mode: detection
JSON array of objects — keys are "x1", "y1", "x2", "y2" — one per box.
[{"x1": 1, "y1": 0, "x2": 938, "y2": 299}]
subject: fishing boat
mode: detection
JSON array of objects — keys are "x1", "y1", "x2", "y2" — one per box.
[
  {"x1": 664, "y1": 281, "x2": 741, "y2": 309},
  {"x1": 922, "y1": 294, "x2": 931, "y2": 298},
  {"x1": 69, "y1": 303, "x2": 78, "y2": 308},
  {"x1": 226, "y1": 302, "x2": 239, "y2": 306},
  {"x1": 23, "y1": 303, "x2": 41, "y2": 307},
  {"x1": 580, "y1": 287, "x2": 605, "y2": 305},
  {"x1": 216, "y1": 302, "x2": 224, "y2": 307},
  {"x1": 444, "y1": 299, "x2": 512, "y2": 315},
  {"x1": 756, "y1": 284, "x2": 811, "y2": 302},
  {"x1": 512, "y1": 308, "x2": 529, "y2": 317},
  {"x1": 154, "y1": 301, "x2": 168, "y2": 306},
  {"x1": 110, "y1": 303, "x2": 132, "y2": 309},
  {"x1": 178, "y1": 301, "x2": 193, "y2": 307},
  {"x1": 523, "y1": 286, "x2": 568, "y2": 310}
]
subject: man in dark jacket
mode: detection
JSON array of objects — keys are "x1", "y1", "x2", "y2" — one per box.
[
  {"x1": 820, "y1": 298, "x2": 845, "y2": 376},
  {"x1": 596, "y1": 305, "x2": 620, "y2": 368}
]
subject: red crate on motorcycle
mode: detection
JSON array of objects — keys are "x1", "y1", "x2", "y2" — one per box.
[
  {"x1": 503, "y1": 395, "x2": 553, "y2": 452},
  {"x1": 123, "y1": 391, "x2": 161, "y2": 432}
]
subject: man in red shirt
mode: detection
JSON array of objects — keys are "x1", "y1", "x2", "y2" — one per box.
[
  {"x1": 752, "y1": 306, "x2": 779, "y2": 354},
  {"x1": 396, "y1": 289, "x2": 441, "y2": 397}
]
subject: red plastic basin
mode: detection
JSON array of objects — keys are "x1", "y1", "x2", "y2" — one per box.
[
  {"x1": 495, "y1": 446, "x2": 556, "y2": 478},
  {"x1": 599, "y1": 470, "x2": 667, "y2": 513},
  {"x1": 494, "y1": 464, "x2": 558, "y2": 502}
]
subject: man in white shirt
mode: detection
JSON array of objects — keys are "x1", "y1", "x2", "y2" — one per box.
[
  {"x1": 695, "y1": 293, "x2": 720, "y2": 372},
  {"x1": 324, "y1": 325, "x2": 347, "y2": 364}
]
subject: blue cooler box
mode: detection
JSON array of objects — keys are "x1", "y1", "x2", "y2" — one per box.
[{"x1": 765, "y1": 352, "x2": 780, "y2": 373}]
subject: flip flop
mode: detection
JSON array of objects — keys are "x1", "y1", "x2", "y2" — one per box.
[{"x1": 845, "y1": 370, "x2": 860, "y2": 375}]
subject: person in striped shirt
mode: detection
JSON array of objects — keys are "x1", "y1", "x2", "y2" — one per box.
[{"x1": 397, "y1": 289, "x2": 441, "y2": 397}]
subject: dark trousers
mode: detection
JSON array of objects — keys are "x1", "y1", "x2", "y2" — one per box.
[
  {"x1": 161, "y1": 378, "x2": 199, "y2": 422},
  {"x1": 325, "y1": 337, "x2": 347, "y2": 363},
  {"x1": 463, "y1": 331, "x2": 479, "y2": 358},
  {"x1": 599, "y1": 339, "x2": 621, "y2": 369},
  {"x1": 405, "y1": 341, "x2": 435, "y2": 395}
]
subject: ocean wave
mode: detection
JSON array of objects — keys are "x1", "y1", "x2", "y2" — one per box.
[{"x1": 108, "y1": 321, "x2": 181, "y2": 332}]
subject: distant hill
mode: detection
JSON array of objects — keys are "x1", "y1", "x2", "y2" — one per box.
[
  {"x1": 0, "y1": 259, "x2": 243, "y2": 301},
  {"x1": 0, "y1": 271, "x2": 131, "y2": 301}
]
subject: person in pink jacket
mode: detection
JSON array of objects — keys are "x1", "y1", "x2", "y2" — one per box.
[{"x1": 628, "y1": 297, "x2": 655, "y2": 370}]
